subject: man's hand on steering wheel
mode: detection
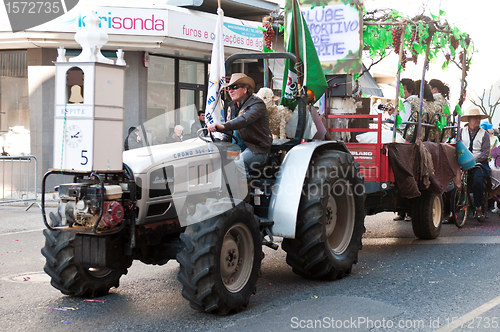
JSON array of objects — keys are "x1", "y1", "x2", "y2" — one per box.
[
  {"x1": 199, "y1": 124, "x2": 239, "y2": 144},
  {"x1": 207, "y1": 123, "x2": 225, "y2": 132}
]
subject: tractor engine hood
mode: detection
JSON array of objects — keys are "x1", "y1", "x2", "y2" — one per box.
[{"x1": 123, "y1": 139, "x2": 218, "y2": 174}]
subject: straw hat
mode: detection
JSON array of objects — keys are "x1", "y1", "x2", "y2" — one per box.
[
  {"x1": 222, "y1": 73, "x2": 255, "y2": 89},
  {"x1": 461, "y1": 108, "x2": 489, "y2": 121}
]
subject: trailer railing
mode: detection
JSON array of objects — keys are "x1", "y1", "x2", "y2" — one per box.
[
  {"x1": 327, "y1": 113, "x2": 395, "y2": 184},
  {"x1": 0, "y1": 155, "x2": 40, "y2": 210}
]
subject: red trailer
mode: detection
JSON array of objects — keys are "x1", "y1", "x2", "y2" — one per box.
[{"x1": 328, "y1": 113, "x2": 460, "y2": 239}]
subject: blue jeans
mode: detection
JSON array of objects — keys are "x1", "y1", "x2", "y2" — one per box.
[
  {"x1": 469, "y1": 161, "x2": 491, "y2": 209},
  {"x1": 240, "y1": 148, "x2": 267, "y2": 178}
]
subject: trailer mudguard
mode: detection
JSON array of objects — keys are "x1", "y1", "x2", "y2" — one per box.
[{"x1": 268, "y1": 140, "x2": 350, "y2": 239}]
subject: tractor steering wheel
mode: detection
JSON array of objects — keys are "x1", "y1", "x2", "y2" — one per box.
[{"x1": 197, "y1": 128, "x2": 239, "y2": 145}]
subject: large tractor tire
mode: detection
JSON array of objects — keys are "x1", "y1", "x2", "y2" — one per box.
[
  {"x1": 282, "y1": 150, "x2": 365, "y2": 280},
  {"x1": 41, "y1": 229, "x2": 128, "y2": 297},
  {"x1": 177, "y1": 202, "x2": 262, "y2": 314},
  {"x1": 411, "y1": 190, "x2": 442, "y2": 239}
]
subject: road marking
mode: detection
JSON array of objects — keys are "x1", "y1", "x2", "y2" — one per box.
[
  {"x1": 363, "y1": 236, "x2": 500, "y2": 245},
  {"x1": 0, "y1": 229, "x2": 45, "y2": 237},
  {"x1": 435, "y1": 294, "x2": 500, "y2": 332}
]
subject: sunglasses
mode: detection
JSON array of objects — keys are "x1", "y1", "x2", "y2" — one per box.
[{"x1": 227, "y1": 85, "x2": 244, "y2": 91}]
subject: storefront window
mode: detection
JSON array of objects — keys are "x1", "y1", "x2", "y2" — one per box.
[
  {"x1": 147, "y1": 55, "x2": 175, "y2": 144},
  {"x1": 179, "y1": 60, "x2": 204, "y2": 85},
  {"x1": 0, "y1": 50, "x2": 29, "y2": 155},
  {"x1": 144, "y1": 56, "x2": 206, "y2": 146}
]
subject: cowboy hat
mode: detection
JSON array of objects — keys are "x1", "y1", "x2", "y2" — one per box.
[
  {"x1": 461, "y1": 108, "x2": 489, "y2": 121},
  {"x1": 222, "y1": 73, "x2": 255, "y2": 90}
]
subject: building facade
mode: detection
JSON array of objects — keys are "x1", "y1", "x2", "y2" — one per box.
[{"x1": 0, "y1": 1, "x2": 278, "y2": 186}]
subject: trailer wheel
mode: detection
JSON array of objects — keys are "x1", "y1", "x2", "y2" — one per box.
[
  {"x1": 177, "y1": 202, "x2": 261, "y2": 314},
  {"x1": 411, "y1": 191, "x2": 442, "y2": 239},
  {"x1": 282, "y1": 150, "x2": 365, "y2": 280},
  {"x1": 41, "y1": 229, "x2": 128, "y2": 297}
]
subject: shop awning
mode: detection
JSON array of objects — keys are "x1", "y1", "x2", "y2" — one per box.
[
  {"x1": 170, "y1": 0, "x2": 280, "y2": 18},
  {"x1": 358, "y1": 68, "x2": 383, "y2": 97}
]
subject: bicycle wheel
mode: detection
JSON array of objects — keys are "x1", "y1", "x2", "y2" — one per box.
[{"x1": 453, "y1": 185, "x2": 468, "y2": 228}]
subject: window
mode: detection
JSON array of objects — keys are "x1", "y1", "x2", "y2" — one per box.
[
  {"x1": 146, "y1": 56, "x2": 175, "y2": 144},
  {"x1": 179, "y1": 60, "x2": 204, "y2": 85}
]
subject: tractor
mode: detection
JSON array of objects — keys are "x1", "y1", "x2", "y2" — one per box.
[{"x1": 41, "y1": 52, "x2": 365, "y2": 314}]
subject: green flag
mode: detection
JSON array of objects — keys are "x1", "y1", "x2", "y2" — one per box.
[
  {"x1": 437, "y1": 114, "x2": 446, "y2": 132},
  {"x1": 456, "y1": 104, "x2": 463, "y2": 115},
  {"x1": 399, "y1": 83, "x2": 405, "y2": 98},
  {"x1": 398, "y1": 99, "x2": 405, "y2": 113},
  {"x1": 443, "y1": 104, "x2": 450, "y2": 115},
  {"x1": 395, "y1": 114, "x2": 403, "y2": 129},
  {"x1": 281, "y1": 0, "x2": 327, "y2": 110}
]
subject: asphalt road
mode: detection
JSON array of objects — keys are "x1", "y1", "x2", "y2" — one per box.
[{"x1": 2, "y1": 205, "x2": 500, "y2": 331}]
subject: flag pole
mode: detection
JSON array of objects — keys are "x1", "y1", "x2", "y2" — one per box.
[
  {"x1": 292, "y1": 0, "x2": 302, "y2": 90},
  {"x1": 218, "y1": 0, "x2": 221, "y2": 8}
]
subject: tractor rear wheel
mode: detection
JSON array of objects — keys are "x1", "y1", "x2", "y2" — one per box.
[{"x1": 282, "y1": 150, "x2": 365, "y2": 280}]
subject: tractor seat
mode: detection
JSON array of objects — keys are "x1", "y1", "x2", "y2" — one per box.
[{"x1": 247, "y1": 152, "x2": 283, "y2": 180}]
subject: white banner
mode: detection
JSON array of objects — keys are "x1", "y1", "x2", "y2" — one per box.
[
  {"x1": 301, "y1": 4, "x2": 361, "y2": 61},
  {"x1": 204, "y1": 7, "x2": 225, "y2": 128}
]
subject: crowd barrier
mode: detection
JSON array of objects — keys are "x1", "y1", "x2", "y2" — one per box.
[{"x1": 0, "y1": 155, "x2": 39, "y2": 209}]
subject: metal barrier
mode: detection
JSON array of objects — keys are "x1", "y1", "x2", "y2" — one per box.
[{"x1": 0, "y1": 155, "x2": 40, "y2": 209}]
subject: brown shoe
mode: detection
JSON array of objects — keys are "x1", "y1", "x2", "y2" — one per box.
[{"x1": 476, "y1": 208, "x2": 485, "y2": 222}]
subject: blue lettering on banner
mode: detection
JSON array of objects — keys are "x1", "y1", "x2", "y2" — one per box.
[
  {"x1": 207, "y1": 96, "x2": 216, "y2": 106},
  {"x1": 223, "y1": 23, "x2": 262, "y2": 38},
  {"x1": 205, "y1": 112, "x2": 214, "y2": 125},
  {"x1": 300, "y1": 5, "x2": 360, "y2": 61}
]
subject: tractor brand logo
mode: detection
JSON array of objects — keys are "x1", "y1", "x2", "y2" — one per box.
[
  {"x1": 152, "y1": 176, "x2": 173, "y2": 185},
  {"x1": 4, "y1": 0, "x2": 79, "y2": 32}
]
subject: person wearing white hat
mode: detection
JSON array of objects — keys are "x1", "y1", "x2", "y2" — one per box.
[
  {"x1": 207, "y1": 73, "x2": 272, "y2": 177},
  {"x1": 461, "y1": 108, "x2": 491, "y2": 221}
]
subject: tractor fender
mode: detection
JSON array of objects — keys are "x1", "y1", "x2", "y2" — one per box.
[{"x1": 268, "y1": 141, "x2": 350, "y2": 239}]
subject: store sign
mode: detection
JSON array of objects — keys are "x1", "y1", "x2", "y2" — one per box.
[
  {"x1": 0, "y1": 5, "x2": 262, "y2": 51},
  {"x1": 30, "y1": 7, "x2": 168, "y2": 36},
  {"x1": 167, "y1": 9, "x2": 262, "y2": 51}
]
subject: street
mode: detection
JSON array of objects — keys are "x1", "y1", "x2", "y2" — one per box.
[{"x1": 2, "y1": 205, "x2": 500, "y2": 331}]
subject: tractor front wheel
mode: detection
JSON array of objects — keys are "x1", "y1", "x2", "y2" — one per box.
[{"x1": 177, "y1": 202, "x2": 261, "y2": 314}]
